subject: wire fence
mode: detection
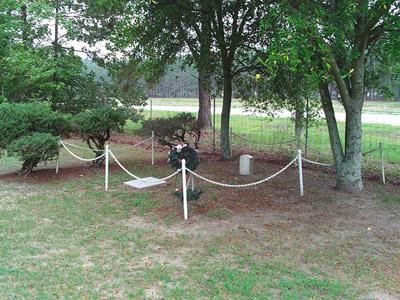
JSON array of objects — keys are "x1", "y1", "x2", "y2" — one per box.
[{"x1": 1, "y1": 104, "x2": 399, "y2": 182}]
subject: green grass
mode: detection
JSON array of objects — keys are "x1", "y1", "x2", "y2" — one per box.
[
  {"x1": 0, "y1": 181, "x2": 358, "y2": 299},
  {"x1": 1, "y1": 142, "x2": 399, "y2": 299}
]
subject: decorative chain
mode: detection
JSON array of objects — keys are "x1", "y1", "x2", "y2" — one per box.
[
  {"x1": 302, "y1": 158, "x2": 333, "y2": 167},
  {"x1": 60, "y1": 141, "x2": 106, "y2": 162},
  {"x1": 61, "y1": 141, "x2": 102, "y2": 152},
  {"x1": 109, "y1": 150, "x2": 180, "y2": 182},
  {"x1": 111, "y1": 136, "x2": 153, "y2": 151},
  {"x1": 185, "y1": 157, "x2": 297, "y2": 188}
]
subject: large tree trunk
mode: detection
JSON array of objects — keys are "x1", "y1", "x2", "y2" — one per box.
[
  {"x1": 318, "y1": 81, "x2": 363, "y2": 193},
  {"x1": 220, "y1": 68, "x2": 232, "y2": 159},
  {"x1": 336, "y1": 102, "x2": 363, "y2": 192},
  {"x1": 197, "y1": 70, "x2": 212, "y2": 128}
]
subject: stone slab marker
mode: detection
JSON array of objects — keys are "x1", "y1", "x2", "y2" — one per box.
[
  {"x1": 239, "y1": 155, "x2": 254, "y2": 175},
  {"x1": 123, "y1": 177, "x2": 167, "y2": 189}
]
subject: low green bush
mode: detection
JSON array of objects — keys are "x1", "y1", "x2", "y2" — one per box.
[
  {"x1": 0, "y1": 102, "x2": 70, "y2": 175},
  {"x1": 140, "y1": 112, "x2": 201, "y2": 148},
  {"x1": 7, "y1": 133, "x2": 60, "y2": 175}
]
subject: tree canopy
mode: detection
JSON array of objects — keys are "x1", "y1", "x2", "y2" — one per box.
[{"x1": 259, "y1": 0, "x2": 400, "y2": 191}]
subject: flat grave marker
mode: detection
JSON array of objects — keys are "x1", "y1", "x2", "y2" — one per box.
[{"x1": 123, "y1": 177, "x2": 167, "y2": 189}]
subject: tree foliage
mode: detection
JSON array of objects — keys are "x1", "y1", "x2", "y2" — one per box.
[
  {"x1": 0, "y1": 102, "x2": 70, "y2": 175},
  {"x1": 260, "y1": 0, "x2": 400, "y2": 192},
  {"x1": 72, "y1": 107, "x2": 137, "y2": 166},
  {"x1": 141, "y1": 112, "x2": 202, "y2": 149},
  {"x1": 0, "y1": 0, "x2": 117, "y2": 114}
]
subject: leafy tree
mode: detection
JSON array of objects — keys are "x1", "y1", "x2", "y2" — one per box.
[
  {"x1": 0, "y1": 102, "x2": 70, "y2": 175},
  {"x1": 141, "y1": 112, "x2": 202, "y2": 149},
  {"x1": 0, "y1": 0, "x2": 110, "y2": 114},
  {"x1": 75, "y1": 0, "x2": 214, "y2": 128},
  {"x1": 96, "y1": 0, "x2": 271, "y2": 158},
  {"x1": 72, "y1": 107, "x2": 137, "y2": 166},
  {"x1": 7, "y1": 133, "x2": 60, "y2": 176},
  {"x1": 260, "y1": 0, "x2": 400, "y2": 192}
]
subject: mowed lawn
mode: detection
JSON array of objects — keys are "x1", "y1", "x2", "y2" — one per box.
[{"x1": 1, "y1": 141, "x2": 399, "y2": 299}]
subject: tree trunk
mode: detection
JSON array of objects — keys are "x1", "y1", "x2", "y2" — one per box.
[
  {"x1": 197, "y1": 70, "x2": 212, "y2": 128},
  {"x1": 21, "y1": 5, "x2": 28, "y2": 50},
  {"x1": 336, "y1": 100, "x2": 363, "y2": 192},
  {"x1": 294, "y1": 106, "x2": 304, "y2": 140},
  {"x1": 318, "y1": 81, "x2": 363, "y2": 193},
  {"x1": 220, "y1": 69, "x2": 232, "y2": 159}
]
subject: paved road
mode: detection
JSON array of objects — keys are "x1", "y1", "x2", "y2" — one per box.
[{"x1": 144, "y1": 105, "x2": 400, "y2": 126}]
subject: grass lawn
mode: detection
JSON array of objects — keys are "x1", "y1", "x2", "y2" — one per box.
[{"x1": 0, "y1": 140, "x2": 399, "y2": 299}]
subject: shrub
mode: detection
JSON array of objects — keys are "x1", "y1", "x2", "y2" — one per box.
[
  {"x1": 7, "y1": 133, "x2": 60, "y2": 175},
  {"x1": 0, "y1": 102, "x2": 70, "y2": 175},
  {"x1": 140, "y1": 112, "x2": 201, "y2": 148},
  {"x1": 72, "y1": 107, "x2": 135, "y2": 166}
]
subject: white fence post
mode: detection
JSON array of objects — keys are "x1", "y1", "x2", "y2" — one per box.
[
  {"x1": 105, "y1": 145, "x2": 109, "y2": 191},
  {"x1": 182, "y1": 159, "x2": 188, "y2": 220},
  {"x1": 298, "y1": 149, "x2": 304, "y2": 196},
  {"x1": 379, "y1": 142, "x2": 385, "y2": 184},
  {"x1": 56, "y1": 137, "x2": 60, "y2": 174},
  {"x1": 151, "y1": 131, "x2": 154, "y2": 166}
]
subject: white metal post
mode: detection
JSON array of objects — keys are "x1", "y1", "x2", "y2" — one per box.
[
  {"x1": 105, "y1": 145, "x2": 109, "y2": 191},
  {"x1": 379, "y1": 142, "x2": 385, "y2": 184},
  {"x1": 298, "y1": 149, "x2": 304, "y2": 196},
  {"x1": 182, "y1": 159, "x2": 188, "y2": 220},
  {"x1": 151, "y1": 131, "x2": 154, "y2": 166},
  {"x1": 56, "y1": 137, "x2": 60, "y2": 174}
]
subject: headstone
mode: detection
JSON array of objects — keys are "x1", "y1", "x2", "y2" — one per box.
[
  {"x1": 123, "y1": 177, "x2": 167, "y2": 189},
  {"x1": 240, "y1": 155, "x2": 254, "y2": 175}
]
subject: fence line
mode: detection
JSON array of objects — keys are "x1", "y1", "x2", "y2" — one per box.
[
  {"x1": 60, "y1": 141, "x2": 106, "y2": 162},
  {"x1": 58, "y1": 134, "x2": 155, "y2": 169},
  {"x1": 232, "y1": 132, "x2": 298, "y2": 146},
  {"x1": 108, "y1": 149, "x2": 180, "y2": 184},
  {"x1": 185, "y1": 157, "x2": 297, "y2": 188}
]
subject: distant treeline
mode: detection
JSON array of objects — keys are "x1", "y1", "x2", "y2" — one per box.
[
  {"x1": 84, "y1": 59, "x2": 399, "y2": 101},
  {"x1": 145, "y1": 63, "x2": 199, "y2": 98}
]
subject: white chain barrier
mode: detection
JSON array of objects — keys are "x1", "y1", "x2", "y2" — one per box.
[
  {"x1": 110, "y1": 136, "x2": 153, "y2": 151},
  {"x1": 60, "y1": 141, "x2": 106, "y2": 162},
  {"x1": 59, "y1": 135, "x2": 154, "y2": 167},
  {"x1": 302, "y1": 158, "x2": 333, "y2": 167},
  {"x1": 61, "y1": 141, "x2": 102, "y2": 152},
  {"x1": 108, "y1": 149, "x2": 181, "y2": 182},
  {"x1": 185, "y1": 157, "x2": 297, "y2": 188}
]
